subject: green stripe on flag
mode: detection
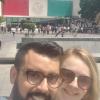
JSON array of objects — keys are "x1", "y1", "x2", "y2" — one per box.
[{"x1": 48, "y1": 0, "x2": 73, "y2": 17}]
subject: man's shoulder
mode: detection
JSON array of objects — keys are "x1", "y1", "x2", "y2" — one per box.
[{"x1": 0, "y1": 96, "x2": 8, "y2": 100}]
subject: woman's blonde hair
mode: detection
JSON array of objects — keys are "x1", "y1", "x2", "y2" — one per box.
[{"x1": 61, "y1": 48, "x2": 99, "y2": 100}]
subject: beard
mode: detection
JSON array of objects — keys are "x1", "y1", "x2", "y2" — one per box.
[{"x1": 11, "y1": 80, "x2": 52, "y2": 100}]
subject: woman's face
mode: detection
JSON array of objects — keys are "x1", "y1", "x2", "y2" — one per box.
[{"x1": 56, "y1": 55, "x2": 91, "y2": 100}]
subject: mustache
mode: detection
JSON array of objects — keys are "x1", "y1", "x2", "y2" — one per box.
[{"x1": 27, "y1": 92, "x2": 51, "y2": 100}]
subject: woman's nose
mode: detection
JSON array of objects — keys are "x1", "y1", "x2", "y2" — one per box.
[{"x1": 70, "y1": 77, "x2": 78, "y2": 88}]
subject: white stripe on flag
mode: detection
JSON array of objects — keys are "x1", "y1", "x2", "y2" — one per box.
[
  {"x1": 29, "y1": 0, "x2": 48, "y2": 17},
  {"x1": 0, "y1": 2, "x2": 2, "y2": 16}
]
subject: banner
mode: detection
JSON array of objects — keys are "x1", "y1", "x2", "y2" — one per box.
[{"x1": 2, "y1": 0, "x2": 72, "y2": 17}]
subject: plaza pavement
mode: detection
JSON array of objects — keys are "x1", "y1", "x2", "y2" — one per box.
[{"x1": 0, "y1": 33, "x2": 100, "y2": 97}]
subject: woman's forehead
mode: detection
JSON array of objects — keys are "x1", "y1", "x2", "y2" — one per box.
[{"x1": 62, "y1": 55, "x2": 91, "y2": 76}]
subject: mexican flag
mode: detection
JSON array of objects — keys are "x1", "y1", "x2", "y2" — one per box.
[{"x1": 2, "y1": 0, "x2": 72, "y2": 17}]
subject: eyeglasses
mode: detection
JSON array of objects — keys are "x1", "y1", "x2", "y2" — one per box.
[
  {"x1": 24, "y1": 70, "x2": 62, "y2": 88},
  {"x1": 61, "y1": 68, "x2": 92, "y2": 90}
]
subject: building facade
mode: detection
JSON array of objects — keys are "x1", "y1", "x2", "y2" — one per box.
[
  {"x1": 0, "y1": 0, "x2": 81, "y2": 25},
  {"x1": 72, "y1": 0, "x2": 80, "y2": 17}
]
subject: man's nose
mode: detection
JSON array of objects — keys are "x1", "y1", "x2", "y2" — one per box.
[{"x1": 37, "y1": 78, "x2": 49, "y2": 93}]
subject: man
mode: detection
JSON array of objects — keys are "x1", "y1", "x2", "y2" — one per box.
[{"x1": 0, "y1": 41, "x2": 63, "y2": 100}]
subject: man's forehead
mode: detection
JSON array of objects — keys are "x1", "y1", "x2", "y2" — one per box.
[{"x1": 22, "y1": 50, "x2": 60, "y2": 74}]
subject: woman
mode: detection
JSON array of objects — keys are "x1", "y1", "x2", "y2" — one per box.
[{"x1": 56, "y1": 48, "x2": 99, "y2": 100}]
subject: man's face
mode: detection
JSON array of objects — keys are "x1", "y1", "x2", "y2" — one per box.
[{"x1": 11, "y1": 50, "x2": 60, "y2": 100}]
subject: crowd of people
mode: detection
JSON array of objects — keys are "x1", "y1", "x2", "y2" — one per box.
[{"x1": 0, "y1": 18, "x2": 100, "y2": 37}]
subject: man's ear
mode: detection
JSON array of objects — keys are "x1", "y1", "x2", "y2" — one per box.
[{"x1": 10, "y1": 66, "x2": 17, "y2": 84}]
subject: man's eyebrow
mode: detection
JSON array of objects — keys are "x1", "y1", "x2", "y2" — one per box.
[{"x1": 23, "y1": 68, "x2": 38, "y2": 72}]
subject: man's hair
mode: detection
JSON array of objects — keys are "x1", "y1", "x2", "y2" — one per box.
[{"x1": 14, "y1": 41, "x2": 63, "y2": 70}]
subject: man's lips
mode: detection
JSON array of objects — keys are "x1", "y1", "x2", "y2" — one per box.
[{"x1": 31, "y1": 95, "x2": 46, "y2": 100}]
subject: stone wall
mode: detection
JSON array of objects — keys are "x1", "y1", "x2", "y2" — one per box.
[{"x1": 19, "y1": 37, "x2": 100, "y2": 53}]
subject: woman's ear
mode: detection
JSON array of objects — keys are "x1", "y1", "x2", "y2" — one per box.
[{"x1": 10, "y1": 66, "x2": 17, "y2": 84}]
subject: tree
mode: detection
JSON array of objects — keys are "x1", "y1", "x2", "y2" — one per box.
[
  {"x1": 0, "y1": 16, "x2": 5, "y2": 23},
  {"x1": 79, "y1": 0, "x2": 100, "y2": 20},
  {"x1": 20, "y1": 18, "x2": 35, "y2": 32},
  {"x1": 0, "y1": 0, "x2": 3, "y2": 2}
]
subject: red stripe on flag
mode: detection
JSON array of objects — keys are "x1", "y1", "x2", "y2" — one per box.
[{"x1": 2, "y1": 0, "x2": 29, "y2": 16}]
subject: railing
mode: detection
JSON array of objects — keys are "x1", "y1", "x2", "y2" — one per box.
[
  {"x1": 0, "y1": 57, "x2": 100, "y2": 64},
  {"x1": 0, "y1": 58, "x2": 15, "y2": 64}
]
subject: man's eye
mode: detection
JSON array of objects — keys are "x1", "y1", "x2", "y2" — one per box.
[
  {"x1": 26, "y1": 71, "x2": 43, "y2": 84},
  {"x1": 27, "y1": 71, "x2": 40, "y2": 78}
]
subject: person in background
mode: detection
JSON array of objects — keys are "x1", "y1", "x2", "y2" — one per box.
[
  {"x1": 0, "y1": 41, "x2": 63, "y2": 100},
  {"x1": 0, "y1": 40, "x2": 1, "y2": 49},
  {"x1": 55, "y1": 48, "x2": 99, "y2": 100}
]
